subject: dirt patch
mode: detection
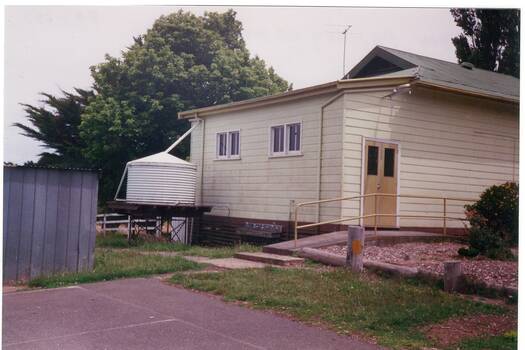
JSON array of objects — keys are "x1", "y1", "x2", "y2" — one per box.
[
  {"x1": 422, "y1": 314, "x2": 517, "y2": 347},
  {"x1": 321, "y1": 242, "x2": 517, "y2": 289}
]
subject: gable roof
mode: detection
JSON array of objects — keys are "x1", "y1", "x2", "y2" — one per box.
[
  {"x1": 344, "y1": 46, "x2": 519, "y2": 101},
  {"x1": 180, "y1": 46, "x2": 519, "y2": 119}
]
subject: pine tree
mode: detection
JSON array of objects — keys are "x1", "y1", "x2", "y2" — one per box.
[
  {"x1": 14, "y1": 89, "x2": 93, "y2": 167},
  {"x1": 450, "y1": 9, "x2": 520, "y2": 78}
]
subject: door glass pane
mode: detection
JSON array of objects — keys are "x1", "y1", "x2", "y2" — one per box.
[
  {"x1": 384, "y1": 148, "x2": 395, "y2": 177},
  {"x1": 367, "y1": 146, "x2": 378, "y2": 175}
]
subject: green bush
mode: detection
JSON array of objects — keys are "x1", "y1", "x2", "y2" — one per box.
[
  {"x1": 465, "y1": 182, "x2": 518, "y2": 245},
  {"x1": 461, "y1": 182, "x2": 518, "y2": 260},
  {"x1": 467, "y1": 226, "x2": 512, "y2": 260},
  {"x1": 469, "y1": 226, "x2": 504, "y2": 252},
  {"x1": 457, "y1": 247, "x2": 479, "y2": 258}
]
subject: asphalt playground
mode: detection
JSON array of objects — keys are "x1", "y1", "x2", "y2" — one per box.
[{"x1": 3, "y1": 277, "x2": 382, "y2": 350}]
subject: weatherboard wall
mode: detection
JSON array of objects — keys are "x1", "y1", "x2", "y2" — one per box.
[
  {"x1": 189, "y1": 85, "x2": 518, "y2": 235},
  {"x1": 190, "y1": 93, "x2": 344, "y2": 224},
  {"x1": 341, "y1": 87, "x2": 519, "y2": 228}
]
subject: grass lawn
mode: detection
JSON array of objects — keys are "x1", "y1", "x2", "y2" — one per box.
[
  {"x1": 28, "y1": 233, "x2": 261, "y2": 289},
  {"x1": 170, "y1": 267, "x2": 510, "y2": 350},
  {"x1": 451, "y1": 331, "x2": 517, "y2": 350},
  {"x1": 96, "y1": 232, "x2": 261, "y2": 258},
  {"x1": 29, "y1": 249, "x2": 204, "y2": 288}
]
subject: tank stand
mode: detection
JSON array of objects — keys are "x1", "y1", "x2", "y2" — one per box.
[
  {"x1": 128, "y1": 215, "x2": 194, "y2": 245},
  {"x1": 107, "y1": 201, "x2": 211, "y2": 246}
]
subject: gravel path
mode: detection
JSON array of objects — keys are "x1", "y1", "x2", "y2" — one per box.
[{"x1": 320, "y1": 242, "x2": 517, "y2": 289}]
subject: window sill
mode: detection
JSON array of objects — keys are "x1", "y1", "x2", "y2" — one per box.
[
  {"x1": 214, "y1": 157, "x2": 241, "y2": 161},
  {"x1": 268, "y1": 152, "x2": 303, "y2": 159}
]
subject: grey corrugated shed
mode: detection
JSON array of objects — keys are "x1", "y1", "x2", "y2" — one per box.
[
  {"x1": 346, "y1": 46, "x2": 519, "y2": 101},
  {"x1": 3, "y1": 167, "x2": 99, "y2": 281}
]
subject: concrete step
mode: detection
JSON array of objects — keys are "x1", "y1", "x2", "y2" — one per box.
[
  {"x1": 263, "y1": 231, "x2": 348, "y2": 255},
  {"x1": 234, "y1": 252, "x2": 304, "y2": 266}
]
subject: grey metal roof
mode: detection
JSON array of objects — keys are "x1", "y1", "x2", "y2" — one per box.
[
  {"x1": 346, "y1": 46, "x2": 519, "y2": 101},
  {"x1": 3, "y1": 164, "x2": 101, "y2": 173}
]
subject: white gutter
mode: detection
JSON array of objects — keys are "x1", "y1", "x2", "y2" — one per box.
[
  {"x1": 164, "y1": 118, "x2": 202, "y2": 154},
  {"x1": 114, "y1": 163, "x2": 129, "y2": 200},
  {"x1": 383, "y1": 83, "x2": 412, "y2": 99},
  {"x1": 199, "y1": 116, "x2": 205, "y2": 205}
]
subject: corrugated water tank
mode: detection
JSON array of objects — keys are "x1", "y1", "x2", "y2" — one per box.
[{"x1": 126, "y1": 152, "x2": 197, "y2": 205}]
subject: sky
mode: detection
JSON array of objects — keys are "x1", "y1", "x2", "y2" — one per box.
[{"x1": 4, "y1": 6, "x2": 462, "y2": 164}]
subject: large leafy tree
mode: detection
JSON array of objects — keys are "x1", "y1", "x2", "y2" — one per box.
[
  {"x1": 17, "y1": 10, "x2": 289, "y2": 203},
  {"x1": 14, "y1": 89, "x2": 93, "y2": 167},
  {"x1": 81, "y1": 10, "x2": 289, "y2": 202},
  {"x1": 450, "y1": 9, "x2": 520, "y2": 78}
]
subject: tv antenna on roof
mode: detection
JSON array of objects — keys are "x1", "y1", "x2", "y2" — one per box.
[{"x1": 342, "y1": 25, "x2": 352, "y2": 76}]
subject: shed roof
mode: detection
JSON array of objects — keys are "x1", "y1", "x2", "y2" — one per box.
[
  {"x1": 3, "y1": 164, "x2": 100, "y2": 173},
  {"x1": 345, "y1": 46, "x2": 519, "y2": 101}
]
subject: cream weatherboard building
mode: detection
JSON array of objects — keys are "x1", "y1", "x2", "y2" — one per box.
[{"x1": 179, "y1": 46, "x2": 519, "y2": 243}]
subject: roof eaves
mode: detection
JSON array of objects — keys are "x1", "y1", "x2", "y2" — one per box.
[
  {"x1": 179, "y1": 75, "x2": 418, "y2": 119},
  {"x1": 415, "y1": 79, "x2": 519, "y2": 104},
  {"x1": 178, "y1": 80, "x2": 339, "y2": 119},
  {"x1": 336, "y1": 75, "x2": 416, "y2": 89}
]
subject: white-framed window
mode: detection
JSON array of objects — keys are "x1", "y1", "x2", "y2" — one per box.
[
  {"x1": 216, "y1": 130, "x2": 241, "y2": 160},
  {"x1": 269, "y1": 122, "x2": 302, "y2": 157}
]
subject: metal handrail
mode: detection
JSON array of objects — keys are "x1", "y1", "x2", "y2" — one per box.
[{"x1": 293, "y1": 193, "x2": 477, "y2": 246}]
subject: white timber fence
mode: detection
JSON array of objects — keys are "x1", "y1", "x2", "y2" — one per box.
[
  {"x1": 96, "y1": 213, "x2": 160, "y2": 235},
  {"x1": 96, "y1": 213, "x2": 129, "y2": 234}
]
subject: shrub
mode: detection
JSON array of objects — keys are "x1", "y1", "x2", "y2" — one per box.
[
  {"x1": 460, "y1": 182, "x2": 518, "y2": 259},
  {"x1": 468, "y1": 226, "x2": 513, "y2": 259},
  {"x1": 468, "y1": 226, "x2": 504, "y2": 253},
  {"x1": 458, "y1": 247, "x2": 479, "y2": 258},
  {"x1": 465, "y1": 182, "x2": 518, "y2": 245}
]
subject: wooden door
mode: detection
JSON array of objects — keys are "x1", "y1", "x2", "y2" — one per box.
[{"x1": 363, "y1": 140, "x2": 398, "y2": 228}]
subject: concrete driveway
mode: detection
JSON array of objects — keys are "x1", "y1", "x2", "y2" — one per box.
[{"x1": 3, "y1": 277, "x2": 382, "y2": 350}]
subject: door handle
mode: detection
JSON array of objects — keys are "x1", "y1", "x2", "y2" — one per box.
[{"x1": 377, "y1": 184, "x2": 381, "y2": 190}]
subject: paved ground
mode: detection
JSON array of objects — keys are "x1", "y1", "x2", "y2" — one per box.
[
  {"x1": 184, "y1": 256, "x2": 268, "y2": 269},
  {"x1": 136, "y1": 252, "x2": 269, "y2": 269},
  {"x1": 3, "y1": 277, "x2": 382, "y2": 350}
]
